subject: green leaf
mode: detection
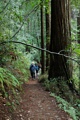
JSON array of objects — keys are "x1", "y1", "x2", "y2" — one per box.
[{"x1": 74, "y1": 48, "x2": 80, "y2": 55}]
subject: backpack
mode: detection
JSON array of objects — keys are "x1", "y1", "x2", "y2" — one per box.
[{"x1": 30, "y1": 64, "x2": 36, "y2": 72}]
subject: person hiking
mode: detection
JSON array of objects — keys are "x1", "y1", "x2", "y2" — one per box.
[
  {"x1": 37, "y1": 63, "x2": 42, "y2": 75},
  {"x1": 35, "y1": 62, "x2": 42, "y2": 76},
  {"x1": 30, "y1": 61, "x2": 36, "y2": 79},
  {"x1": 35, "y1": 63, "x2": 39, "y2": 74}
]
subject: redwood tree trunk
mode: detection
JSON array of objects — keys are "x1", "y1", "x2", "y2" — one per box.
[
  {"x1": 41, "y1": 2, "x2": 45, "y2": 74},
  {"x1": 77, "y1": 14, "x2": 80, "y2": 44},
  {"x1": 46, "y1": 1, "x2": 51, "y2": 70},
  {"x1": 49, "y1": 0, "x2": 71, "y2": 80},
  {"x1": 77, "y1": 11, "x2": 80, "y2": 88}
]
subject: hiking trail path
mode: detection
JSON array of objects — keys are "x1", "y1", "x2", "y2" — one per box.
[{"x1": 10, "y1": 79, "x2": 73, "y2": 120}]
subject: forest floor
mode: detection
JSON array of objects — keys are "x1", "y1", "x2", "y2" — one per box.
[{"x1": 0, "y1": 78, "x2": 73, "y2": 120}]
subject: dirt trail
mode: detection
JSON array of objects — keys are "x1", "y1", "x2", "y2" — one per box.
[{"x1": 10, "y1": 79, "x2": 72, "y2": 120}]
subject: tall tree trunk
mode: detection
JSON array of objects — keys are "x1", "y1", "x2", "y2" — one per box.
[
  {"x1": 41, "y1": 1, "x2": 45, "y2": 74},
  {"x1": 77, "y1": 11, "x2": 80, "y2": 44},
  {"x1": 77, "y1": 11, "x2": 80, "y2": 88},
  {"x1": 46, "y1": 1, "x2": 51, "y2": 71},
  {"x1": 49, "y1": 0, "x2": 71, "y2": 80}
]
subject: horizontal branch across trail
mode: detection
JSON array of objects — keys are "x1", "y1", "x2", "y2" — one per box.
[{"x1": 0, "y1": 41, "x2": 80, "y2": 65}]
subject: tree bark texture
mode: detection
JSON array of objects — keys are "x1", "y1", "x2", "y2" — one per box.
[
  {"x1": 49, "y1": 0, "x2": 71, "y2": 80},
  {"x1": 46, "y1": 1, "x2": 51, "y2": 70},
  {"x1": 77, "y1": 15, "x2": 80, "y2": 43},
  {"x1": 41, "y1": 2, "x2": 45, "y2": 74},
  {"x1": 77, "y1": 12, "x2": 80, "y2": 89}
]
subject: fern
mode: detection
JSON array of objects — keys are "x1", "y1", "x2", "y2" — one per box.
[
  {"x1": 0, "y1": 74, "x2": 5, "y2": 91},
  {"x1": 0, "y1": 67, "x2": 20, "y2": 97},
  {"x1": 50, "y1": 93, "x2": 79, "y2": 120}
]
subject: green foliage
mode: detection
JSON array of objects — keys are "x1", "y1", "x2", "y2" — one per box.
[
  {"x1": 73, "y1": 44, "x2": 80, "y2": 56},
  {"x1": 39, "y1": 73, "x2": 48, "y2": 83},
  {"x1": 0, "y1": 48, "x2": 30, "y2": 109},
  {"x1": 39, "y1": 74, "x2": 51, "y2": 91},
  {"x1": 44, "y1": 76, "x2": 80, "y2": 120},
  {"x1": 12, "y1": 51, "x2": 30, "y2": 82},
  {"x1": 0, "y1": 0, "x2": 42, "y2": 42},
  {"x1": 50, "y1": 93, "x2": 79, "y2": 120},
  {"x1": 74, "y1": 48, "x2": 80, "y2": 55},
  {"x1": 0, "y1": 43, "x2": 16, "y2": 66},
  {"x1": 71, "y1": 19, "x2": 77, "y2": 41},
  {"x1": 71, "y1": 42, "x2": 80, "y2": 90},
  {"x1": 0, "y1": 67, "x2": 20, "y2": 97},
  {"x1": 71, "y1": 0, "x2": 80, "y2": 8},
  {"x1": 40, "y1": 75, "x2": 80, "y2": 119},
  {"x1": 0, "y1": 0, "x2": 42, "y2": 66}
]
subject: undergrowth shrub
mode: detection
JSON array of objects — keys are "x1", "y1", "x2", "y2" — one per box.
[
  {"x1": 0, "y1": 44, "x2": 32, "y2": 110},
  {"x1": 50, "y1": 93, "x2": 79, "y2": 120},
  {"x1": 50, "y1": 78, "x2": 73, "y2": 102},
  {"x1": 39, "y1": 73, "x2": 48, "y2": 83},
  {"x1": 39, "y1": 74, "x2": 80, "y2": 120},
  {"x1": 0, "y1": 67, "x2": 20, "y2": 97},
  {"x1": 39, "y1": 74, "x2": 50, "y2": 90},
  {"x1": 12, "y1": 52, "x2": 30, "y2": 82},
  {"x1": 0, "y1": 51, "x2": 30, "y2": 109}
]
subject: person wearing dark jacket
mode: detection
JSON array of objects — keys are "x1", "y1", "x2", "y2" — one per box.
[
  {"x1": 30, "y1": 62, "x2": 36, "y2": 79},
  {"x1": 35, "y1": 62, "x2": 42, "y2": 77},
  {"x1": 35, "y1": 63, "x2": 39, "y2": 74}
]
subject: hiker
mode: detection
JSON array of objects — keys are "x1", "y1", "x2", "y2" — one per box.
[
  {"x1": 30, "y1": 61, "x2": 36, "y2": 79},
  {"x1": 35, "y1": 62, "x2": 41, "y2": 76},
  {"x1": 35, "y1": 63, "x2": 39, "y2": 74},
  {"x1": 37, "y1": 63, "x2": 42, "y2": 75}
]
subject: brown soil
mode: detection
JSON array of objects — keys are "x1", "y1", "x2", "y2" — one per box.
[{"x1": 0, "y1": 79, "x2": 72, "y2": 120}]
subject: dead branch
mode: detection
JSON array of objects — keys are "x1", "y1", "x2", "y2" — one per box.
[{"x1": 0, "y1": 40, "x2": 80, "y2": 65}]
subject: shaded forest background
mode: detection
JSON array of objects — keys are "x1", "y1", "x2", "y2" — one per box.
[{"x1": 0, "y1": 0, "x2": 80, "y2": 119}]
